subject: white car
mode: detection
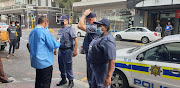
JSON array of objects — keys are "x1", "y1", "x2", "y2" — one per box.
[
  {"x1": 111, "y1": 34, "x2": 180, "y2": 88},
  {"x1": 113, "y1": 27, "x2": 161, "y2": 43},
  {"x1": 0, "y1": 23, "x2": 9, "y2": 31},
  {"x1": 76, "y1": 29, "x2": 86, "y2": 37}
]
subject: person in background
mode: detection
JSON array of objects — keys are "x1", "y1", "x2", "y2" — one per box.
[
  {"x1": 78, "y1": 9, "x2": 98, "y2": 88},
  {"x1": 7, "y1": 21, "x2": 17, "y2": 57},
  {"x1": 155, "y1": 24, "x2": 162, "y2": 37},
  {"x1": 28, "y1": 16, "x2": 61, "y2": 88},
  {"x1": 165, "y1": 22, "x2": 173, "y2": 36},
  {"x1": 155, "y1": 24, "x2": 162, "y2": 33},
  {"x1": 88, "y1": 18, "x2": 116, "y2": 88},
  {"x1": 55, "y1": 15, "x2": 78, "y2": 88},
  {"x1": 15, "y1": 21, "x2": 22, "y2": 51},
  {"x1": 0, "y1": 56, "x2": 13, "y2": 83}
]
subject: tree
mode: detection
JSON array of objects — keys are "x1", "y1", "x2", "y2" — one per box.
[{"x1": 54, "y1": 0, "x2": 81, "y2": 13}]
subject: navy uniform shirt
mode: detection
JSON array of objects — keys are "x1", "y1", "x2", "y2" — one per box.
[
  {"x1": 88, "y1": 33, "x2": 116, "y2": 64},
  {"x1": 58, "y1": 25, "x2": 77, "y2": 48},
  {"x1": 83, "y1": 25, "x2": 98, "y2": 53},
  {"x1": 7, "y1": 27, "x2": 17, "y2": 40}
]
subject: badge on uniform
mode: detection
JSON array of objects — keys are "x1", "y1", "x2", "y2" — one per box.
[{"x1": 56, "y1": 32, "x2": 62, "y2": 42}]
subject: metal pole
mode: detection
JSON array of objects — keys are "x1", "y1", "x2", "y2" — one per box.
[{"x1": 27, "y1": 5, "x2": 29, "y2": 29}]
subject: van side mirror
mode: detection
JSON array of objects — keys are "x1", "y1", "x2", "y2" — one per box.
[{"x1": 137, "y1": 53, "x2": 144, "y2": 61}]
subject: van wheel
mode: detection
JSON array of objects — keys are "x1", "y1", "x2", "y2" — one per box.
[
  {"x1": 77, "y1": 32, "x2": 81, "y2": 37},
  {"x1": 111, "y1": 70, "x2": 129, "y2": 88},
  {"x1": 115, "y1": 35, "x2": 122, "y2": 41},
  {"x1": 141, "y1": 37, "x2": 149, "y2": 44}
]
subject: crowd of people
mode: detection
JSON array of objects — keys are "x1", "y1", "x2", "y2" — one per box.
[{"x1": 27, "y1": 9, "x2": 116, "y2": 88}]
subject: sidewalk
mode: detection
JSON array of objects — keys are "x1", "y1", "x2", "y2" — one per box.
[{"x1": 0, "y1": 79, "x2": 89, "y2": 88}]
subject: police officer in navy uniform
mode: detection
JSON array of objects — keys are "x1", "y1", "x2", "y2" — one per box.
[
  {"x1": 78, "y1": 9, "x2": 98, "y2": 87},
  {"x1": 55, "y1": 15, "x2": 78, "y2": 88},
  {"x1": 88, "y1": 18, "x2": 116, "y2": 88}
]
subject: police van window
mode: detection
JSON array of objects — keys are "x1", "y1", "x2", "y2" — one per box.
[
  {"x1": 142, "y1": 42, "x2": 180, "y2": 64},
  {"x1": 125, "y1": 28, "x2": 136, "y2": 32}
]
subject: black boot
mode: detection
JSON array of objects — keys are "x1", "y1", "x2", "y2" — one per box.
[
  {"x1": 67, "y1": 80, "x2": 74, "y2": 88},
  {"x1": 56, "y1": 78, "x2": 67, "y2": 86}
]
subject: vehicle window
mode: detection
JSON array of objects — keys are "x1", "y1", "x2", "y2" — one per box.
[
  {"x1": 0, "y1": 23, "x2": 6, "y2": 25},
  {"x1": 127, "y1": 38, "x2": 162, "y2": 53},
  {"x1": 136, "y1": 28, "x2": 146, "y2": 32},
  {"x1": 142, "y1": 42, "x2": 180, "y2": 64},
  {"x1": 125, "y1": 28, "x2": 136, "y2": 32}
]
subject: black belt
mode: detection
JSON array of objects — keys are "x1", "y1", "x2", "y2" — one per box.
[{"x1": 59, "y1": 47, "x2": 73, "y2": 50}]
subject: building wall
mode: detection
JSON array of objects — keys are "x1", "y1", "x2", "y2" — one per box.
[{"x1": 0, "y1": 0, "x2": 15, "y2": 7}]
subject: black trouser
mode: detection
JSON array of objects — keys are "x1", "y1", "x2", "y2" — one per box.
[
  {"x1": 35, "y1": 65, "x2": 53, "y2": 88},
  {"x1": 8, "y1": 39, "x2": 17, "y2": 54},
  {"x1": 16, "y1": 37, "x2": 20, "y2": 49}
]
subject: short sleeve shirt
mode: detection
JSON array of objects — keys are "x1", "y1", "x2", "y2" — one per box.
[
  {"x1": 58, "y1": 25, "x2": 77, "y2": 48},
  {"x1": 88, "y1": 33, "x2": 116, "y2": 64},
  {"x1": 83, "y1": 25, "x2": 98, "y2": 52},
  {"x1": 7, "y1": 27, "x2": 17, "y2": 40}
]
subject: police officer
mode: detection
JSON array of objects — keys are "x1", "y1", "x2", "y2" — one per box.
[
  {"x1": 55, "y1": 15, "x2": 78, "y2": 88},
  {"x1": 15, "y1": 21, "x2": 22, "y2": 51},
  {"x1": 88, "y1": 18, "x2": 116, "y2": 88},
  {"x1": 7, "y1": 21, "x2": 17, "y2": 57},
  {"x1": 78, "y1": 9, "x2": 98, "y2": 87}
]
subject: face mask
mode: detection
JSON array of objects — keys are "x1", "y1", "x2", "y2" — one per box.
[
  {"x1": 45, "y1": 26, "x2": 48, "y2": 30},
  {"x1": 96, "y1": 27, "x2": 103, "y2": 35},
  {"x1": 17, "y1": 24, "x2": 19, "y2": 26},
  {"x1": 60, "y1": 22, "x2": 64, "y2": 26},
  {"x1": 12, "y1": 24, "x2": 15, "y2": 27}
]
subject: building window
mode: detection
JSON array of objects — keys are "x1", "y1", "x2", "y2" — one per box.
[
  {"x1": 28, "y1": 0, "x2": 32, "y2": 4},
  {"x1": 41, "y1": 0, "x2": 47, "y2": 6}
]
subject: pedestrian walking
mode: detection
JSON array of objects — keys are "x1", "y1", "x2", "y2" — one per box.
[
  {"x1": 88, "y1": 18, "x2": 116, "y2": 88},
  {"x1": 55, "y1": 15, "x2": 78, "y2": 88},
  {"x1": 15, "y1": 21, "x2": 22, "y2": 51},
  {"x1": 28, "y1": 16, "x2": 61, "y2": 88},
  {"x1": 78, "y1": 9, "x2": 98, "y2": 87},
  {"x1": 0, "y1": 56, "x2": 13, "y2": 83},
  {"x1": 165, "y1": 22, "x2": 173, "y2": 36},
  {"x1": 7, "y1": 21, "x2": 17, "y2": 57}
]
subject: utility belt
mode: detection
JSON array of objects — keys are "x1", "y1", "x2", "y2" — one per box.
[{"x1": 59, "y1": 47, "x2": 73, "y2": 51}]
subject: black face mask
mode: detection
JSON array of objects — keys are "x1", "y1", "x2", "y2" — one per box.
[{"x1": 60, "y1": 22, "x2": 64, "y2": 26}]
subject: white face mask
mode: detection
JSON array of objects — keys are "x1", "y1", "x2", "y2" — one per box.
[{"x1": 17, "y1": 24, "x2": 19, "y2": 26}]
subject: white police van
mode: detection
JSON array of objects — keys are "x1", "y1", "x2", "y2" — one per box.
[{"x1": 111, "y1": 34, "x2": 180, "y2": 88}]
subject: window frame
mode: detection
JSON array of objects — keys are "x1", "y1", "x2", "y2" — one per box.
[{"x1": 138, "y1": 42, "x2": 180, "y2": 64}]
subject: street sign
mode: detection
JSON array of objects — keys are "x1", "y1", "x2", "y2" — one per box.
[{"x1": 25, "y1": 10, "x2": 34, "y2": 13}]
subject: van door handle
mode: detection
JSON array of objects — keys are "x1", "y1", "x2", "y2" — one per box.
[{"x1": 170, "y1": 69, "x2": 180, "y2": 74}]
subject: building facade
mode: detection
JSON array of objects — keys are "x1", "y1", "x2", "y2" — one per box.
[
  {"x1": 0, "y1": 0, "x2": 65, "y2": 28},
  {"x1": 134, "y1": 0, "x2": 180, "y2": 35},
  {"x1": 73, "y1": 0, "x2": 135, "y2": 32}
]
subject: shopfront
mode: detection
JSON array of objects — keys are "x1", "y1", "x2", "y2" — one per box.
[
  {"x1": 73, "y1": 0, "x2": 134, "y2": 32},
  {"x1": 134, "y1": 0, "x2": 180, "y2": 35}
]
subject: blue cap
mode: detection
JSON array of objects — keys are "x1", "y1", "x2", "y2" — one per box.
[
  {"x1": 86, "y1": 12, "x2": 96, "y2": 18},
  {"x1": 58, "y1": 15, "x2": 69, "y2": 21},
  {"x1": 93, "y1": 18, "x2": 110, "y2": 30}
]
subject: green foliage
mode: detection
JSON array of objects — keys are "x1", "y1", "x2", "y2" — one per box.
[{"x1": 54, "y1": 0, "x2": 81, "y2": 11}]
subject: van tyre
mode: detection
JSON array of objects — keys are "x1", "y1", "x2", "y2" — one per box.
[
  {"x1": 115, "y1": 35, "x2": 122, "y2": 41},
  {"x1": 111, "y1": 70, "x2": 129, "y2": 88},
  {"x1": 141, "y1": 37, "x2": 149, "y2": 44}
]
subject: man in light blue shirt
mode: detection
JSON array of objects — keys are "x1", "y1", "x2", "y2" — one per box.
[{"x1": 28, "y1": 16, "x2": 61, "y2": 88}]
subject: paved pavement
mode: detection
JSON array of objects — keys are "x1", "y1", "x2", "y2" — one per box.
[{"x1": 0, "y1": 29, "x2": 143, "y2": 88}]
